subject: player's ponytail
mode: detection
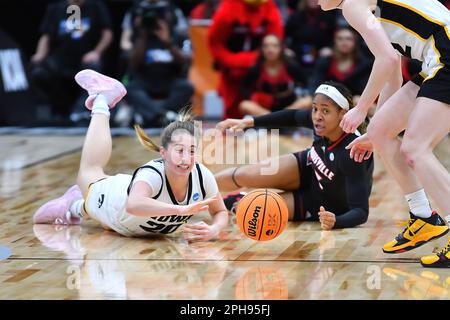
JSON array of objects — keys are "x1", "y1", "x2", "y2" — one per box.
[
  {"x1": 177, "y1": 106, "x2": 196, "y2": 123},
  {"x1": 134, "y1": 106, "x2": 198, "y2": 152},
  {"x1": 134, "y1": 124, "x2": 160, "y2": 152}
]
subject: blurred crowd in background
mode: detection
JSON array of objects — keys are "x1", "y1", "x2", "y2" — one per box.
[{"x1": 0, "y1": 0, "x2": 449, "y2": 127}]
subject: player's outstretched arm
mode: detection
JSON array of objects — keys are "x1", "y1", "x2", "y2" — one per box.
[{"x1": 183, "y1": 192, "x2": 228, "y2": 242}]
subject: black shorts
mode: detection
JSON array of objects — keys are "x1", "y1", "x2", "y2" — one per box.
[
  {"x1": 291, "y1": 149, "x2": 319, "y2": 222},
  {"x1": 411, "y1": 28, "x2": 450, "y2": 105},
  {"x1": 412, "y1": 67, "x2": 450, "y2": 105}
]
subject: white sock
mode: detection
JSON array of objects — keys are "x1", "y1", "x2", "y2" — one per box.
[
  {"x1": 405, "y1": 189, "x2": 432, "y2": 218},
  {"x1": 68, "y1": 199, "x2": 84, "y2": 219},
  {"x1": 91, "y1": 94, "x2": 110, "y2": 117}
]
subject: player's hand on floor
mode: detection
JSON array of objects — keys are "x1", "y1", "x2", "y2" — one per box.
[
  {"x1": 178, "y1": 197, "x2": 217, "y2": 216},
  {"x1": 346, "y1": 133, "x2": 373, "y2": 163},
  {"x1": 318, "y1": 206, "x2": 336, "y2": 230},
  {"x1": 183, "y1": 221, "x2": 219, "y2": 242}
]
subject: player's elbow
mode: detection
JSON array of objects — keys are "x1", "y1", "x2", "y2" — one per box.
[
  {"x1": 354, "y1": 209, "x2": 369, "y2": 227},
  {"x1": 383, "y1": 53, "x2": 400, "y2": 70},
  {"x1": 359, "y1": 210, "x2": 369, "y2": 225},
  {"x1": 335, "y1": 209, "x2": 369, "y2": 229}
]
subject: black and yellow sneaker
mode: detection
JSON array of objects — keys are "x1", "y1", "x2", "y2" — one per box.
[
  {"x1": 383, "y1": 211, "x2": 449, "y2": 254},
  {"x1": 421, "y1": 237, "x2": 450, "y2": 268}
]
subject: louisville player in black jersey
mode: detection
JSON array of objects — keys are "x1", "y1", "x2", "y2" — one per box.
[
  {"x1": 215, "y1": 81, "x2": 374, "y2": 230},
  {"x1": 317, "y1": 0, "x2": 450, "y2": 267}
]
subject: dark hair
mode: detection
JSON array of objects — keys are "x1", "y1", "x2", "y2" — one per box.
[
  {"x1": 334, "y1": 26, "x2": 360, "y2": 59},
  {"x1": 134, "y1": 106, "x2": 198, "y2": 152},
  {"x1": 314, "y1": 81, "x2": 368, "y2": 134},
  {"x1": 255, "y1": 34, "x2": 288, "y2": 67}
]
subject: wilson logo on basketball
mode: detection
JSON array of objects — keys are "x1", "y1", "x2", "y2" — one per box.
[{"x1": 247, "y1": 205, "x2": 261, "y2": 237}]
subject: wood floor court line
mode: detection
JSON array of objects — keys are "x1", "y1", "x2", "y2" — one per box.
[{"x1": 6, "y1": 257, "x2": 420, "y2": 263}]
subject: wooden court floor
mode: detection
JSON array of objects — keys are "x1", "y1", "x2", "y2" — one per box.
[{"x1": 0, "y1": 131, "x2": 449, "y2": 300}]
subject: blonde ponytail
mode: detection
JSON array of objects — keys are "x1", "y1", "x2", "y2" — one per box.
[
  {"x1": 134, "y1": 125, "x2": 160, "y2": 152},
  {"x1": 135, "y1": 106, "x2": 198, "y2": 152},
  {"x1": 177, "y1": 106, "x2": 195, "y2": 123}
]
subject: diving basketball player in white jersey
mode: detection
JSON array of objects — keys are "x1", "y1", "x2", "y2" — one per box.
[
  {"x1": 33, "y1": 70, "x2": 228, "y2": 242},
  {"x1": 318, "y1": 0, "x2": 450, "y2": 267}
]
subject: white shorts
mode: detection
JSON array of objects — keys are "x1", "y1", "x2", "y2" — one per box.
[{"x1": 84, "y1": 174, "x2": 133, "y2": 236}]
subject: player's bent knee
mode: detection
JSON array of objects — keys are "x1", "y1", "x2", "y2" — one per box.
[{"x1": 399, "y1": 138, "x2": 428, "y2": 169}]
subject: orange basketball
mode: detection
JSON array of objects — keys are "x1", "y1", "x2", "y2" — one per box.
[
  {"x1": 235, "y1": 267, "x2": 288, "y2": 300},
  {"x1": 235, "y1": 189, "x2": 288, "y2": 241}
]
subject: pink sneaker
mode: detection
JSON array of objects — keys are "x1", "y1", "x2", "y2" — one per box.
[
  {"x1": 74, "y1": 69, "x2": 127, "y2": 110},
  {"x1": 33, "y1": 225, "x2": 85, "y2": 262},
  {"x1": 33, "y1": 185, "x2": 83, "y2": 225}
]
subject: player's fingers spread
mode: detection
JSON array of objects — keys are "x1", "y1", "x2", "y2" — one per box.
[
  {"x1": 186, "y1": 222, "x2": 207, "y2": 229},
  {"x1": 185, "y1": 228, "x2": 208, "y2": 235},
  {"x1": 230, "y1": 125, "x2": 244, "y2": 135},
  {"x1": 359, "y1": 151, "x2": 366, "y2": 162},
  {"x1": 357, "y1": 152, "x2": 364, "y2": 163},
  {"x1": 203, "y1": 197, "x2": 218, "y2": 204},
  {"x1": 362, "y1": 150, "x2": 368, "y2": 160},
  {"x1": 346, "y1": 140, "x2": 354, "y2": 150},
  {"x1": 234, "y1": 128, "x2": 244, "y2": 135},
  {"x1": 353, "y1": 149, "x2": 360, "y2": 161},
  {"x1": 182, "y1": 224, "x2": 195, "y2": 231},
  {"x1": 215, "y1": 122, "x2": 227, "y2": 133}
]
